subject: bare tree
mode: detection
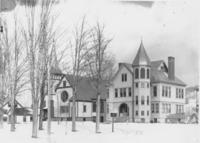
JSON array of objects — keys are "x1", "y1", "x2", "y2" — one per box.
[
  {"x1": 22, "y1": 0, "x2": 57, "y2": 137},
  {"x1": 85, "y1": 22, "x2": 112, "y2": 133},
  {"x1": 9, "y1": 17, "x2": 28, "y2": 132},
  {"x1": 0, "y1": 18, "x2": 28, "y2": 132},
  {"x1": 68, "y1": 17, "x2": 92, "y2": 132}
]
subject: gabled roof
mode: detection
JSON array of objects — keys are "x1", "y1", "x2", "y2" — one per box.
[
  {"x1": 132, "y1": 41, "x2": 151, "y2": 66},
  {"x1": 150, "y1": 67, "x2": 186, "y2": 86},
  {"x1": 55, "y1": 74, "x2": 108, "y2": 101},
  {"x1": 111, "y1": 63, "x2": 133, "y2": 82},
  {"x1": 151, "y1": 60, "x2": 164, "y2": 69},
  {"x1": 113, "y1": 60, "x2": 186, "y2": 86},
  {"x1": 0, "y1": 97, "x2": 24, "y2": 109}
]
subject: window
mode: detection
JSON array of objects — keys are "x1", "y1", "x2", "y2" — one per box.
[
  {"x1": 100, "y1": 101, "x2": 104, "y2": 113},
  {"x1": 156, "y1": 103, "x2": 159, "y2": 113},
  {"x1": 176, "y1": 105, "x2": 178, "y2": 113},
  {"x1": 63, "y1": 81, "x2": 66, "y2": 87},
  {"x1": 93, "y1": 102, "x2": 96, "y2": 112},
  {"x1": 123, "y1": 88, "x2": 126, "y2": 97},
  {"x1": 141, "y1": 111, "x2": 144, "y2": 116},
  {"x1": 176, "y1": 88, "x2": 178, "y2": 98},
  {"x1": 147, "y1": 83, "x2": 150, "y2": 88},
  {"x1": 141, "y1": 96, "x2": 145, "y2": 105},
  {"x1": 147, "y1": 111, "x2": 149, "y2": 116},
  {"x1": 169, "y1": 87, "x2": 171, "y2": 98},
  {"x1": 128, "y1": 87, "x2": 131, "y2": 97},
  {"x1": 162, "y1": 103, "x2": 165, "y2": 113},
  {"x1": 136, "y1": 96, "x2": 138, "y2": 105},
  {"x1": 135, "y1": 82, "x2": 139, "y2": 88},
  {"x1": 147, "y1": 96, "x2": 149, "y2": 105},
  {"x1": 125, "y1": 74, "x2": 127, "y2": 81},
  {"x1": 135, "y1": 68, "x2": 139, "y2": 79},
  {"x1": 60, "y1": 106, "x2": 69, "y2": 113},
  {"x1": 140, "y1": 68, "x2": 145, "y2": 79},
  {"x1": 122, "y1": 73, "x2": 127, "y2": 82},
  {"x1": 165, "y1": 86, "x2": 168, "y2": 97},
  {"x1": 169, "y1": 104, "x2": 171, "y2": 113},
  {"x1": 147, "y1": 69, "x2": 150, "y2": 79},
  {"x1": 61, "y1": 91, "x2": 69, "y2": 102},
  {"x1": 83, "y1": 105, "x2": 87, "y2": 112},
  {"x1": 176, "y1": 88, "x2": 184, "y2": 99},
  {"x1": 0, "y1": 26, "x2": 3, "y2": 33},
  {"x1": 162, "y1": 86, "x2": 165, "y2": 97},
  {"x1": 115, "y1": 88, "x2": 118, "y2": 98},
  {"x1": 182, "y1": 89, "x2": 184, "y2": 99},
  {"x1": 151, "y1": 104, "x2": 154, "y2": 113},
  {"x1": 120, "y1": 88, "x2": 123, "y2": 97},
  {"x1": 177, "y1": 105, "x2": 182, "y2": 113},
  {"x1": 153, "y1": 86, "x2": 157, "y2": 97},
  {"x1": 162, "y1": 86, "x2": 171, "y2": 98},
  {"x1": 135, "y1": 111, "x2": 138, "y2": 116}
]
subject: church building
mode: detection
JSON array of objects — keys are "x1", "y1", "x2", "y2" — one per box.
[
  {"x1": 43, "y1": 47, "x2": 108, "y2": 122},
  {"x1": 106, "y1": 41, "x2": 186, "y2": 123}
]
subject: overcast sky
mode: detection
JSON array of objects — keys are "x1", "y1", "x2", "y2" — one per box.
[{"x1": 2, "y1": 0, "x2": 199, "y2": 88}]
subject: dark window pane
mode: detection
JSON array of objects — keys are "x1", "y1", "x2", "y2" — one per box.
[
  {"x1": 115, "y1": 88, "x2": 118, "y2": 98},
  {"x1": 147, "y1": 69, "x2": 150, "y2": 79},
  {"x1": 129, "y1": 87, "x2": 131, "y2": 97},
  {"x1": 136, "y1": 96, "x2": 138, "y2": 105},
  {"x1": 140, "y1": 68, "x2": 145, "y2": 79},
  {"x1": 135, "y1": 68, "x2": 139, "y2": 79},
  {"x1": 93, "y1": 102, "x2": 96, "y2": 112},
  {"x1": 154, "y1": 86, "x2": 157, "y2": 97}
]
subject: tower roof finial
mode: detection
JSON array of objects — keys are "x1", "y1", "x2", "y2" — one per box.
[{"x1": 132, "y1": 40, "x2": 151, "y2": 66}]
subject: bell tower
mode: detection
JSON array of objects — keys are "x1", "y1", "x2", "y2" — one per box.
[{"x1": 132, "y1": 40, "x2": 151, "y2": 123}]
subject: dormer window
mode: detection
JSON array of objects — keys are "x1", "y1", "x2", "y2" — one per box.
[{"x1": 121, "y1": 73, "x2": 127, "y2": 82}]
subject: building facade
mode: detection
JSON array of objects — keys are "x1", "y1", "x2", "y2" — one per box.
[
  {"x1": 44, "y1": 73, "x2": 108, "y2": 122},
  {"x1": 107, "y1": 41, "x2": 186, "y2": 123}
]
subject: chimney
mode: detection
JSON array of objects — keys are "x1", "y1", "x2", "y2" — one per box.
[{"x1": 168, "y1": 57, "x2": 175, "y2": 80}]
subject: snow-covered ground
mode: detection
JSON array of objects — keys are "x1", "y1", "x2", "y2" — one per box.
[{"x1": 0, "y1": 121, "x2": 199, "y2": 143}]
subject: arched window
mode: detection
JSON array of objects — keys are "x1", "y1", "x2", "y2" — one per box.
[
  {"x1": 135, "y1": 68, "x2": 139, "y2": 79},
  {"x1": 147, "y1": 69, "x2": 150, "y2": 79},
  {"x1": 61, "y1": 91, "x2": 69, "y2": 102},
  {"x1": 140, "y1": 68, "x2": 145, "y2": 79}
]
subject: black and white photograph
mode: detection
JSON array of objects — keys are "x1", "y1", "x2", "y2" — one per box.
[{"x1": 0, "y1": 0, "x2": 199, "y2": 143}]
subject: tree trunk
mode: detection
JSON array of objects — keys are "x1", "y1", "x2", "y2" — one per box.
[
  {"x1": 39, "y1": 79, "x2": 45, "y2": 130},
  {"x1": 38, "y1": 105, "x2": 44, "y2": 130},
  {"x1": 32, "y1": 100, "x2": 39, "y2": 138},
  {"x1": 96, "y1": 93, "x2": 100, "y2": 133},
  {"x1": 72, "y1": 88, "x2": 76, "y2": 132},
  {"x1": 47, "y1": 61, "x2": 51, "y2": 135},
  {"x1": 10, "y1": 92, "x2": 15, "y2": 132}
]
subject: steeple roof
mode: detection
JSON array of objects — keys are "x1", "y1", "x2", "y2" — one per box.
[
  {"x1": 50, "y1": 41, "x2": 62, "y2": 74},
  {"x1": 132, "y1": 40, "x2": 151, "y2": 66}
]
